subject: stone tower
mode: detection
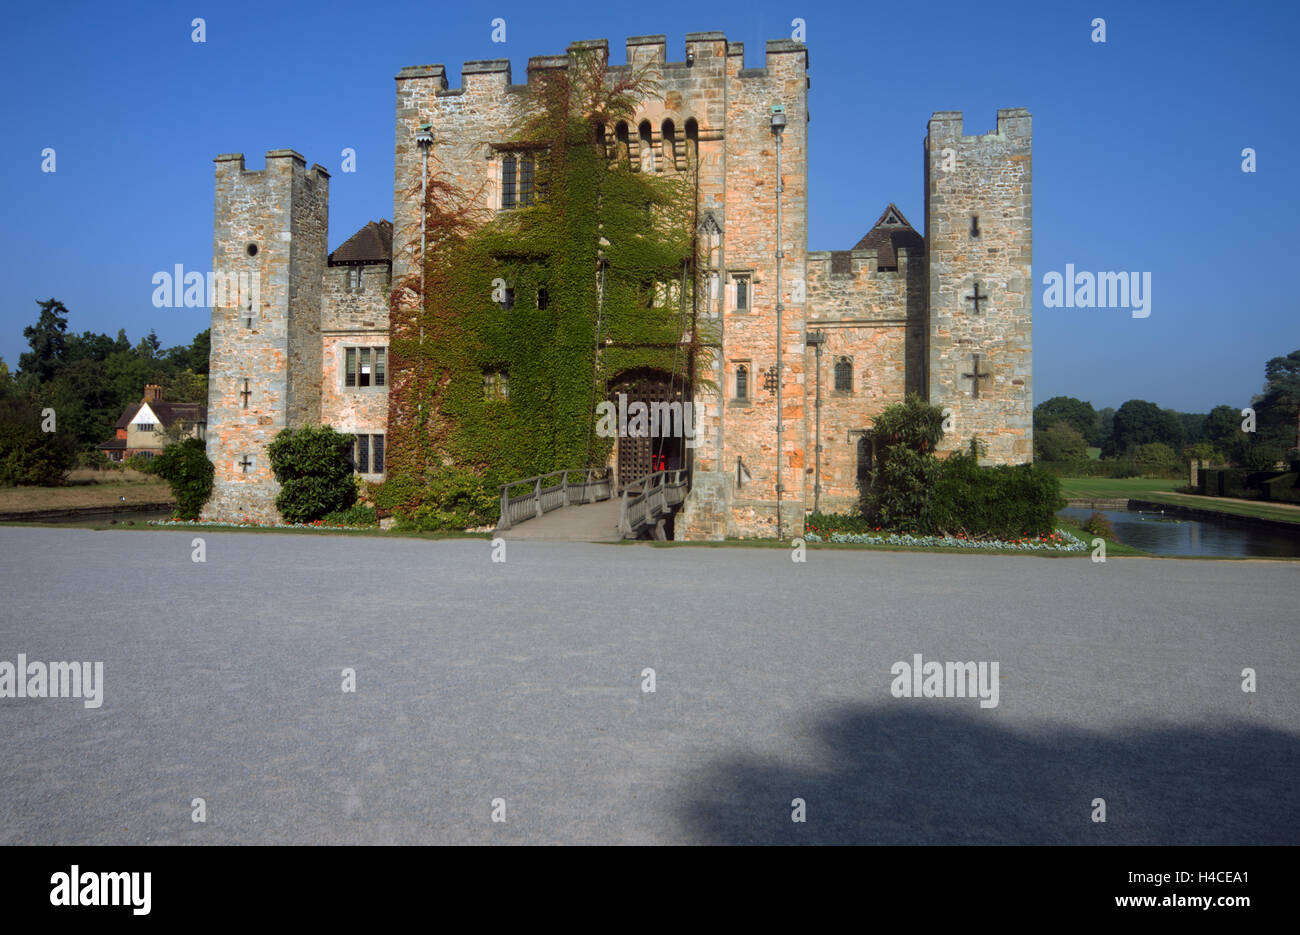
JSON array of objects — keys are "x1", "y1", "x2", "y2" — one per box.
[
  {"x1": 393, "y1": 35, "x2": 809, "y2": 539},
  {"x1": 925, "y1": 109, "x2": 1033, "y2": 463},
  {"x1": 204, "y1": 150, "x2": 329, "y2": 522}
]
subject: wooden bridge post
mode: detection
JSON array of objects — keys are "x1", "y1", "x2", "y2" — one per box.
[{"x1": 498, "y1": 485, "x2": 512, "y2": 530}]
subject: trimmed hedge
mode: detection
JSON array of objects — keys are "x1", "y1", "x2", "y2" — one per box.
[{"x1": 928, "y1": 451, "x2": 1066, "y2": 539}]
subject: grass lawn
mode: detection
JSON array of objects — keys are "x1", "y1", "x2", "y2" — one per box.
[
  {"x1": 0, "y1": 478, "x2": 173, "y2": 514},
  {"x1": 1136, "y1": 491, "x2": 1300, "y2": 525},
  {"x1": 1057, "y1": 475, "x2": 1300, "y2": 526},
  {"x1": 1057, "y1": 476, "x2": 1182, "y2": 500}
]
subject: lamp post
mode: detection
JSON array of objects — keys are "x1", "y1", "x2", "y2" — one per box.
[
  {"x1": 770, "y1": 104, "x2": 787, "y2": 539},
  {"x1": 807, "y1": 329, "x2": 825, "y2": 514},
  {"x1": 414, "y1": 125, "x2": 434, "y2": 427}
]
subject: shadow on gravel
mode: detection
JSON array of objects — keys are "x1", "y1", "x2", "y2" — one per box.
[{"x1": 678, "y1": 705, "x2": 1300, "y2": 844}]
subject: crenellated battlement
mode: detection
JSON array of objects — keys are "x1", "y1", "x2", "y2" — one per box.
[
  {"x1": 397, "y1": 32, "x2": 807, "y2": 98},
  {"x1": 807, "y1": 247, "x2": 920, "y2": 281},
  {"x1": 214, "y1": 150, "x2": 330, "y2": 186},
  {"x1": 928, "y1": 108, "x2": 1031, "y2": 144}
]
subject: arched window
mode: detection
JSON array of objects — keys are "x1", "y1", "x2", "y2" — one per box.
[
  {"x1": 857, "y1": 435, "x2": 873, "y2": 491},
  {"x1": 661, "y1": 119, "x2": 676, "y2": 170},
  {"x1": 616, "y1": 121, "x2": 630, "y2": 162},
  {"x1": 684, "y1": 118, "x2": 699, "y2": 165},
  {"x1": 735, "y1": 364, "x2": 749, "y2": 400},
  {"x1": 638, "y1": 120, "x2": 654, "y2": 172},
  {"x1": 834, "y1": 356, "x2": 853, "y2": 392}
]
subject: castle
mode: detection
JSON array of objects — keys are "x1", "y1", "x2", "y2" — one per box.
[{"x1": 202, "y1": 33, "x2": 1033, "y2": 538}]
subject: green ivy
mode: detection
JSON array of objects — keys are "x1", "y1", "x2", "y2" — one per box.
[{"x1": 380, "y1": 50, "x2": 707, "y2": 522}]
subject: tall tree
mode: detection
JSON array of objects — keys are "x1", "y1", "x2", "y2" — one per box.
[
  {"x1": 1255, "y1": 349, "x2": 1300, "y2": 453},
  {"x1": 1105, "y1": 399, "x2": 1184, "y2": 457},
  {"x1": 19, "y1": 298, "x2": 70, "y2": 383},
  {"x1": 1034, "y1": 396, "x2": 1099, "y2": 445}
]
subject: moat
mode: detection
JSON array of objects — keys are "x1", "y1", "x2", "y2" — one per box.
[{"x1": 1059, "y1": 506, "x2": 1300, "y2": 558}]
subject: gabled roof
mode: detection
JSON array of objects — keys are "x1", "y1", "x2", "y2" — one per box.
[
  {"x1": 328, "y1": 219, "x2": 393, "y2": 266},
  {"x1": 114, "y1": 402, "x2": 143, "y2": 430},
  {"x1": 850, "y1": 203, "x2": 923, "y2": 270},
  {"x1": 113, "y1": 400, "x2": 206, "y2": 431}
]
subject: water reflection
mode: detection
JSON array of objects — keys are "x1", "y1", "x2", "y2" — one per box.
[{"x1": 1059, "y1": 507, "x2": 1300, "y2": 558}]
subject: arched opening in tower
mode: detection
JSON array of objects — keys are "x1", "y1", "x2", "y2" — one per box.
[{"x1": 607, "y1": 367, "x2": 693, "y2": 489}]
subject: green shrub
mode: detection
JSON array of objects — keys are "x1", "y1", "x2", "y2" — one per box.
[
  {"x1": 859, "y1": 397, "x2": 1064, "y2": 539},
  {"x1": 1132, "y1": 442, "x2": 1178, "y2": 472},
  {"x1": 321, "y1": 505, "x2": 378, "y2": 526},
  {"x1": 150, "y1": 437, "x2": 214, "y2": 520},
  {"x1": 860, "y1": 394, "x2": 944, "y2": 529},
  {"x1": 1081, "y1": 510, "x2": 1117, "y2": 540},
  {"x1": 124, "y1": 453, "x2": 157, "y2": 473},
  {"x1": 77, "y1": 449, "x2": 112, "y2": 470},
  {"x1": 0, "y1": 398, "x2": 76, "y2": 486},
  {"x1": 396, "y1": 467, "x2": 499, "y2": 531},
  {"x1": 267, "y1": 425, "x2": 357, "y2": 523},
  {"x1": 1035, "y1": 422, "x2": 1088, "y2": 462},
  {"x1": 929, "y1": 450, "x2": 1066, "y2": 538},
  {"x1": 1260, "y1": 472, "x2": 1300, "y2": 503},
  {"x1": 1240, "y1": 444, "x2": 1284, "y2": 471}
]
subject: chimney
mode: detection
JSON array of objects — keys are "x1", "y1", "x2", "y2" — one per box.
[{"x1": 144, "y1": 384, "x2": 162, "y2": 403}]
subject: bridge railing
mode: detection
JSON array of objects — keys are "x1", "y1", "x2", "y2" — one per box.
[
  {"x1": 617, "y1": 469, "x2": 689, "y2": 539},
  {"x1": 496, "y1": 467, "x2": 613, "y2": 530}
]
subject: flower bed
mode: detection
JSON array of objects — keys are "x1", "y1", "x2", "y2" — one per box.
[
  {"x1": 803, "y1": 527, "x2": 1088, "y2": 552},
  {"x1": 148, "y1": 518, "x2": 366, "y2": 531}
]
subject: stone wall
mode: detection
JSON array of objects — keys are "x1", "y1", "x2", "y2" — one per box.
[
  {"x1": 803, "y1": 246, "x2": 925, "y2": 512},
  {"x1": 680, "y1": 38, "x2": 810, "y2": 540},
  {"x1": 204, "y1": 150, "x2": 329, "y2": 523},
  {"x1": 320, "y1": 262, "x2": 391, "y2": 475},
  {"x1": 925, "y1": 109, "x2": 1033, "y2": 464}
]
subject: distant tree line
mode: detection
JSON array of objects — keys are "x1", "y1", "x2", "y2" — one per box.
[
  {"x1": 1034, "y1": 349, "x2": 1300, "y2": 473},
  {"x1": 0, "y1": 298, "x2": 210, "y2": 484}
]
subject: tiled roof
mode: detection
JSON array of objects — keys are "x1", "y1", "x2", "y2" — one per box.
[
  {"x1": 98, "y1": 438, "x2": 127, "y2": 451},
  {"x1": 114, "y1": 403, "x2": 143, "y2": 431},
  {"x1": 851, "y1": 203, "x2": 923, "y2": 270},
  {"x1": 328, "y1": 219, "x2": 393, "y2": 265},
  {"x1": 152, "y1": 402, "x2": 206, "y2": 427},
  {"x1": 113, "y1": 400, "x2": 206, "y2": 431}
]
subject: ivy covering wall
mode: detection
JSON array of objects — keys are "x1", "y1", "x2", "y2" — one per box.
[{"x1": 379, "y1": 52, "x2": 706, "y2": 517}]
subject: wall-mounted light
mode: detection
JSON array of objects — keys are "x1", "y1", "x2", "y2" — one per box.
[{"x1": 770, "y1": 104, "x2": 787, "y2": 138}]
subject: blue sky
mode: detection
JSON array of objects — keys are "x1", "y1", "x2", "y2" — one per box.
[{"x1": 1, "y1": 0, "x2": 1295, "y2": 412}]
